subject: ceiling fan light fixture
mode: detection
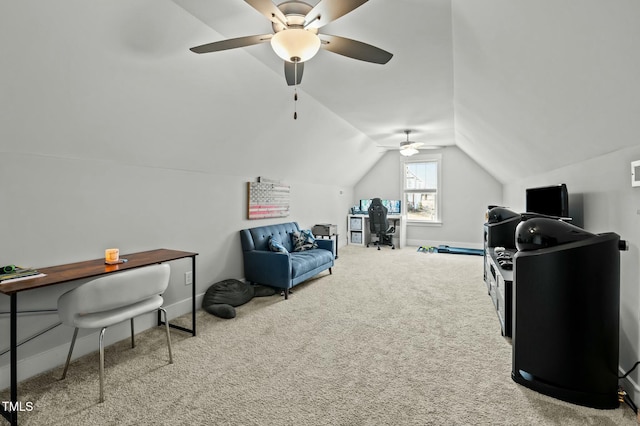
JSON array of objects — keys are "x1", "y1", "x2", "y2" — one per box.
[
  {"x1": 399, "y1": 145, "x2": 419, "y2": 157},
  {"x1": 271, "y1": 28, "x2": 321, "y2": 63},
  {"x1": 399, "y1": 130, "x2": 421, "y2": 156}
]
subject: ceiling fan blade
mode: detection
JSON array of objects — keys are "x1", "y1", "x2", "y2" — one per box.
[
  {"x1": 284, "y1": 61, "x2": 304, "y2": 86},
  {"x1": 245, "y1": 0, "x2": 288, "y2": 26},
  {"x1": 304, "y1": 0, "x2": 368, "y2": 29},
  {"x1": 190, "y1": 34, "x2": 273, "y2": 54},
  {"x1": 319, "y1": 34, "x2": 392, "y2": 64},
  {"x1": 406, "y1": 142, "x2": 424, "y2": 149}
]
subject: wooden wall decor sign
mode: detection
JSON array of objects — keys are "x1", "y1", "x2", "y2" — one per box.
[{"x1": 247, "y1": 178, "x2": 290, "y2": 219}]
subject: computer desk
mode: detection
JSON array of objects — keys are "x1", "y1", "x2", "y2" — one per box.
[
  {"x1": 0, "y1": 248, "x2": 197, "y2": 426},
  {"x1": 347, "y1": 214, "x2": 405, "y2": 248}
]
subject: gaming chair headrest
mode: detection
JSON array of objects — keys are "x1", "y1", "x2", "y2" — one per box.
[
  {"x1": 368, "y1": 198, "x2": 385, "y2": 212},
  {"x1": 487, "y1": 207, "x2": 519, "y2": 224}
]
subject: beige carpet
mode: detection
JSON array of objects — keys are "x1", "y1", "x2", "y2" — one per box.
[{"x1": 2, "y1": 245, "x2": 637, "y2": 425}]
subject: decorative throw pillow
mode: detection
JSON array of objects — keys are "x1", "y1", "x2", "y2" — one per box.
[
  {"x1": 269, "y1": 236, "x2": 288, "y2": 254},
  {"x1": 291, "y1": 229, "x2": 318, "y2": 252}
]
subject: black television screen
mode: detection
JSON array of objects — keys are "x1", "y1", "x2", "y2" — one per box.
[{"x1": 526, "y1": 184, "x2": 569, "y2": 217}]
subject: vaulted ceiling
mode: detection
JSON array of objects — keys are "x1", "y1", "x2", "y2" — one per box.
[
  {"x1": 3, "y1": 1, "x2": 639, "y2": 187},
  {"x1": 173, "y1": 0, "x2": 640, "y2": 184},
  {"x1": 173, "y1": 0, "x2": 456, "y2": 154},
  {"x1": 452, "y1": 0, "x2": 640, "y2": 184}
]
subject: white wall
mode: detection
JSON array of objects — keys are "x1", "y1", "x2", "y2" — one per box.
[
  {"x1": 0, "y1": 152, "x2": 353, "y2": 388},
  {"x1": 354, "y1": 147, "x2": 502, "y2": 248},
  {"x1": 503, "y1": 145, "x2": 640, "y2": 405},
  {"x1": 0, "y1": 0, "x2": 368, "y2": 388}
]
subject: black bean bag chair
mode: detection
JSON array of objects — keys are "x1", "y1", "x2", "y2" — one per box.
[{"x1": 202, "y1": 279, "x2": 275, "y2": 319}]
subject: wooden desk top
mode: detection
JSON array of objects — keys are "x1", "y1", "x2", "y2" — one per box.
[{"x1": 0, "y1": 248, "x2": 198, "y2": 295}]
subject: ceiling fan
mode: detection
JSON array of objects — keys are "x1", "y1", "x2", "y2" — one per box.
[
  {"x1": 399, "y1": 130, "x2": 423, "y2": 157},
  {"x1": 189, "y1": 0, "x2": 393, "y2": 87},
  {"x1": 396, "y1": 130, "x2": 446, "y2": 156}
]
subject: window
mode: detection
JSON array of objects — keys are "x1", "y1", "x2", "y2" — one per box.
[{"x1": 402, "y1": 155, "x2": 441, "y2": 222}]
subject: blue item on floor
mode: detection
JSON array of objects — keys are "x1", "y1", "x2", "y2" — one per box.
[{"x1": 435, "y1": 245, "x2": 484, "y2": 256}]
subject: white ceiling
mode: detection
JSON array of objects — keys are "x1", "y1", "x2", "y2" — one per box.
[
  {"x1": 173, "y1": 0, "x2": 456, "y2": 150},
  {"x1": 452, "y1": 0, "x2": 640, "y2": 184},
  {"x1": 3, "y1": 1, "x2": 639, "y2": 187},
  {"x1": 171, "y1": 0, "x2": 640, "y2": 184}
]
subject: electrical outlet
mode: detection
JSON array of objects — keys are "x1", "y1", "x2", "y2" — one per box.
[{"x1": 185, "y1": 271, "x2": 192, "y2": 286}]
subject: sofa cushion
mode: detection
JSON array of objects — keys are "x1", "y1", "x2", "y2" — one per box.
[
  {"x1": 291, "y1": 249, "x2": 333, "y2": 278},
  {"x1": 243, "y1": 222, "x2": 299, "y2": 253},
  {"x1": 291, "y1": 229, "x2": 318, "y2": 252},
  {"x1": 268, "y1": 236, "x2": 288, "y2": 254}
]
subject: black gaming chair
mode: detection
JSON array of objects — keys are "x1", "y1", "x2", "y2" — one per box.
[{"x1": 367, "y1": 198, "x2": 395, "y2": 250}]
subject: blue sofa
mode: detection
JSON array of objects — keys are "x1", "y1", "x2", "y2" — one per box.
[{"x1": 239, "y1": 222, "x2": 335, "y2": 299}]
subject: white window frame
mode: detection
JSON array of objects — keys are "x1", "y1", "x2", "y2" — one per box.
[{"x1": 401, "y1": 153, "x2": 442, "y2": 225}]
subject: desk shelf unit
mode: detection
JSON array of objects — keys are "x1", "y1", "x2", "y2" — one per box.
[{"x1": 348, "y1": 214, "x2": 365, "y2": 245}]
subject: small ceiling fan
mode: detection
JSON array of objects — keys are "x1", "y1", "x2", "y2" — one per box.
[
  {"x1": 189, "y1": 0, "x2": 393, "y2": 86},
  {"x1": 399, "y1": 130, "x2": 423, "y2": 157}
]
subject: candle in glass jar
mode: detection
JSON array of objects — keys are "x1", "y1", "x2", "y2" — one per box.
[{"x1": 105, "y1": 248, "x2": 119, "y2": 264}]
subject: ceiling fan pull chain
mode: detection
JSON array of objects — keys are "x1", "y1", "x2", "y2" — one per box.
[
  {"x1": 294, "y1": 88, "x2": 298, "y2": 120},
  {"x1": 293, "y1": 60, "x2": 299, "y2": 120},
  {"x1": 294, "y1": 86, "x2": 298, "y2": 119}
]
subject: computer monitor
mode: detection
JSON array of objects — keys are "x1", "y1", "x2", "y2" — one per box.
[
  {"x1": 361, "y1": 199, "x2": 401, "y2": 214},
  {"x1": 386, "y1": 200, "x2": 401, "y2": 215}
]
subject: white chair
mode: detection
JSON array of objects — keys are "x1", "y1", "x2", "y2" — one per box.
[{"x1": 57, "y1": 263, "x2": 173, "y2": 403}]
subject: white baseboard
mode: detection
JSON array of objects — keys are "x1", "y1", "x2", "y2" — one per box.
[{"x1": 0, "y1": 293, "x2": 204, "y2": 391}]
